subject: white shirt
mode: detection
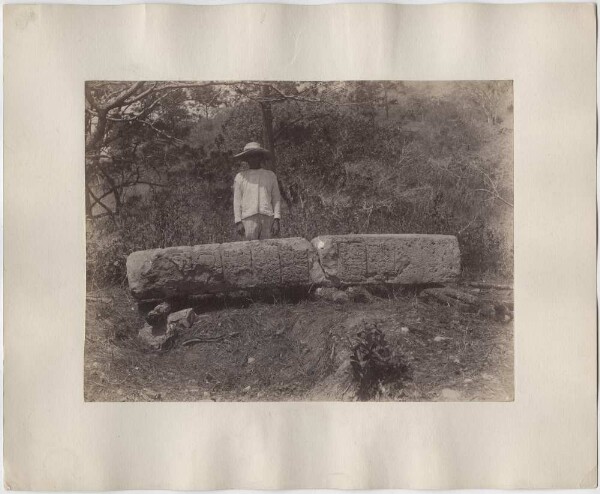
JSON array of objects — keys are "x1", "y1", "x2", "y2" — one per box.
[{"x1": 233, "y1": 169, "x2": 281, "y2": 223}]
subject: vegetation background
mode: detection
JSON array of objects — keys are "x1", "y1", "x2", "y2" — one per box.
[{"x1": 85, "y1": 80, "x2": 513, "y2": 289}]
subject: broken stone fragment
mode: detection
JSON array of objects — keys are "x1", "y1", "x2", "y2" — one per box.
[
  {"x1": 346, "y1": 286, "x2": 373, "y2": 303},
  {"x1": 138, "y1": 323, "x2": 175, "y2": 351},
  {"x1": 314, "y1": 287, "x2": 349, "y2": 303},
  {"x1": 145, "y1": 301, "x2": 172, "y2": 326},
  {"x1": 167, "y1": 308, "x2": 196, "y2": 332}
]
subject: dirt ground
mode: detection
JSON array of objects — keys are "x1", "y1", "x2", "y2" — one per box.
[{"x1": 84, "y1": 285, "x2": 513, "y2": 402}]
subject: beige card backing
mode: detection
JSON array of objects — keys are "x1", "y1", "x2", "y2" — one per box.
[{"x1": 4, "y1": 3, "x2": 597, "y2": 489}]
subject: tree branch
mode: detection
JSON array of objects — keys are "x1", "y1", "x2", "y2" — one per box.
[
  {"x1": 108, "y1": 89, "x2": 177, "y2": 122},
  {"x1": 101, "y1": 81, "x2": 146, "y2": 111},
  {"x1": 106, "y1": 115, "x2": 185, "y2": 144},
  {"x1": 86, "y1": 185, "x2": 115, "y2": 217},
  {"x1": 122, "y1": 81, "x2": 241, "y2": 106}
]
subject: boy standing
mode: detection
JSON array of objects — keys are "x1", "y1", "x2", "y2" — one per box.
[{"x1": 232, "y1": 142, "x2": 281, "y2": 240}]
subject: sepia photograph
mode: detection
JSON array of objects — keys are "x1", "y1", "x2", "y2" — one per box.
[
  {"x1": 6, "y1": 2, "x2": 596, "y2": 488},
  {"x1": 85, "y1": 80, "x2": 514, "y2": 402}
]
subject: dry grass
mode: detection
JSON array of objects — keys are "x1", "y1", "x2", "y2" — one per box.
[{"x1": 84, "y1": 286, "x2": 513, "y2": 402}]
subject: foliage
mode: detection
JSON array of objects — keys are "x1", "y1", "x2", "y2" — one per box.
[
  {"x1": 350, "y1": 322, "x2": 409, "y2": 400},
  {"x1": 85, "y1": 81, "x2": 513, "y2": 288}
]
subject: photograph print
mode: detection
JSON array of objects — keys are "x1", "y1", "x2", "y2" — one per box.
[{"x1": 85, "y1": 80, "x2": 513, "y2": 402}]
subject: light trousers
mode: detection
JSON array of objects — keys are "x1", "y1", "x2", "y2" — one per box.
[{"x1": 242, "y1": 213, "x2": 274, "y2": 240}]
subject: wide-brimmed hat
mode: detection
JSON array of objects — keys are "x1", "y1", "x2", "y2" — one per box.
[{"x1": 233, "y1": 142, "x2": 272, "y2": 160}]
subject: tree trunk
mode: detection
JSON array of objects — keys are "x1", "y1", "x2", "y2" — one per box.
[
  {"x1": 260, "y1": 103, "x2": 275, "y2": 154},
  {"x1": 260, "y1": 86, "x2": 275, "y2": 156},
  {"x1": 98, "y1": 167, "x2": 121, "y2": 214},
  {"x1": 85, "y1": 188, "x2": 93, "y2": 218},
  {"x1": 259, "y1": 86, "x2": 292, "y2": 207},
  {"x1": 86, "y1": 109, "x2": 108, "y2": 150}
]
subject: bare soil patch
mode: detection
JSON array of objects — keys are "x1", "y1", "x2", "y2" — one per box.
[{"x1": 85, "y1": 286, "x2": 513, "y2": 402}]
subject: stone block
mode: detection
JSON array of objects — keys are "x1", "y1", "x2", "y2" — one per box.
[
  {"x1": 137, "y1": 323, "x2": 175, "y2": 351},
  {"x1": 145, "y1": 301, "x2": 172, "y2": 326},
  {"x1": 221, "y1": 242, "x2": 253, "y2": 287},
  {"x1": 167, "y1": 308, "x2": 196, "y2": 332},
  {"x1": 126, "y1": 243, "x2": 224, "y2": 301},
  {"x1": 127, "y1": 237, "x2": 323, "y2": 301},
  {"x1": 127, "y1": 235, "x2": 460, "y2": 300},
  {"x1": 310, "y1": 234, "x2": 460, "y2": 285},
  {"x1": 251, "y1": 241, "x2": 281, "y2": 285}
]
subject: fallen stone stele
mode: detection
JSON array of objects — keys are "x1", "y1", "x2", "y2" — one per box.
[
  {"x1": 126, "y1": 234, "x2": 461, "y2": 302},
  {"x1": 127, "y1": 237, "x2": 324, "y2": 302},
  {"x1": 312, "y1": 234, "x2": 460, "y2": 286}
]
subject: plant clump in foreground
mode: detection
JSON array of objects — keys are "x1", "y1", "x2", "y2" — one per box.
[{"x1": 350, "y1": 322, "x2": 410, "y2": 400}]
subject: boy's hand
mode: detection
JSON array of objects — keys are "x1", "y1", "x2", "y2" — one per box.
[
  {"x1": 271, "y1": 218, "x2": 280, "y2": 236},
  {"x1": 235, "y1": 222, "x2": 245, "y2": 236}
]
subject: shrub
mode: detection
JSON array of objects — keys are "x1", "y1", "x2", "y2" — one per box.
[{"x1": 350, "y1": 322, "x2": 409, "y2": 400}]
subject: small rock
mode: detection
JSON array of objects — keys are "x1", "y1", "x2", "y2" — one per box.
[
  {"x1": 145, "y1": 301, "x2": 172, "y2": 326},
  {"x1": 346, "y1": 286, "x2": 373, "y2": 303},
  {"x1": 434, "y1": 336, "x2": 451, "y2": 342},
  {"x1": 452, "y1": 357, "x2": 460, "y2": 364},
  {"x1": 440, "y1": 388, "x2": 461, "y2": 400},
  {"x1": 137, "y1": 323, "x2": 175, "y2": 351},
  {"x1": 203, "y1": 391, "x2": 211, "y2": 399},
  {"x1": 332, "y1": 291, "x2": 350, "y2": 303},
  {"x1": 464, "y1": 378, "x2": 473, "y2": 384},
  {"x1": 167, "y1": 308, "x2": 196, "y2": 333},
  {"x1": 247, "y1": 357, "x2": 255, "y2": 364},
  {"x1": 243, "y1": 386, "x2": 251, "y2": 392},
  {"x1": 400, "y1": 326, "x2": 410, "y2": 334}
]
